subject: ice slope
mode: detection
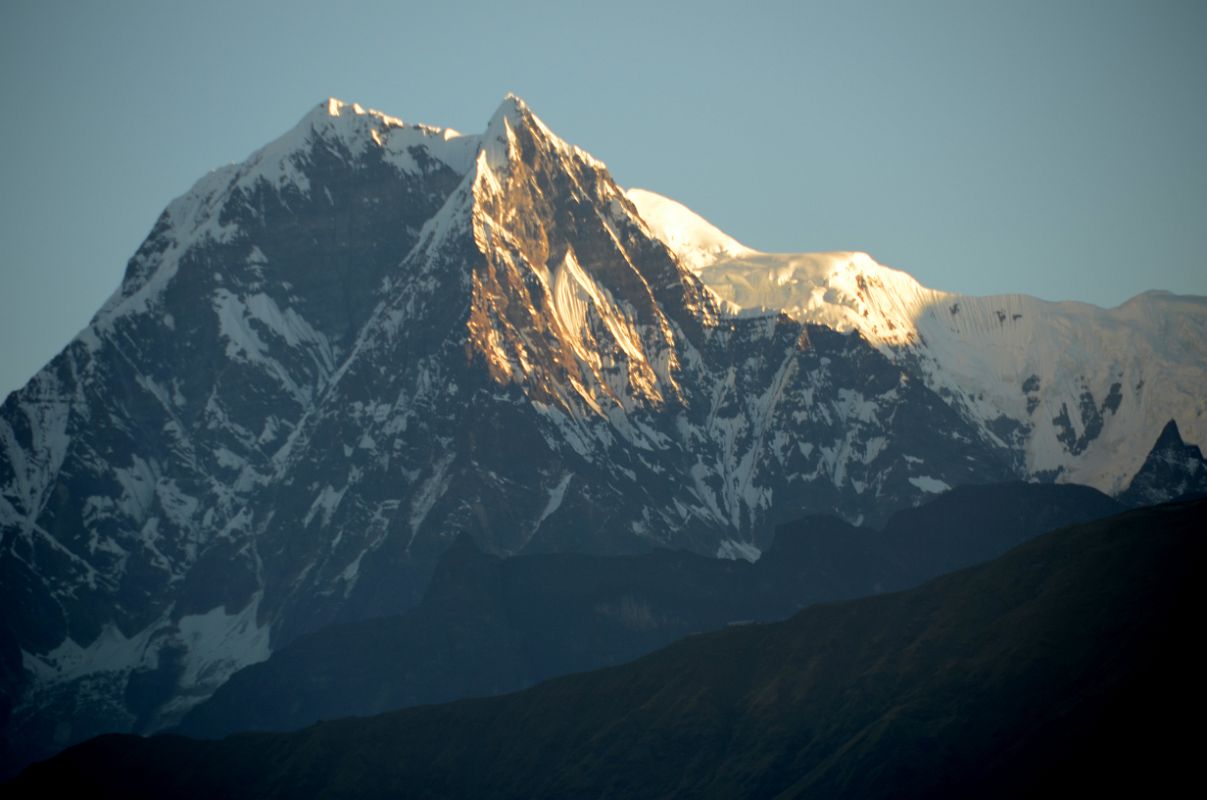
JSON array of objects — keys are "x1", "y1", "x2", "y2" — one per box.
[
  {"x1": 625, "y1": 188, "x2": 756, "y2": 272},
  {"x1": 628, "y1": 189, "x2": 1207, "y2": 493}
]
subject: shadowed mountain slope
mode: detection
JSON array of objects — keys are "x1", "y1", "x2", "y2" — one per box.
[
  {"x1": 1118, "y1": 419, "x2": 1207, "y2": 507},
  {"x1": 12, "y1": 497, "x2": 1202, "y2": 798},
  {"x1": 174, "y1": 482, "x2": 1119, "y2": 739}
]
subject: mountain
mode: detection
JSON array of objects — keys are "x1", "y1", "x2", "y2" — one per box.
[
  {"x1": 174, "y1": 482, "x2": 1120, "y2": 739},
  {"x1": 629, "y1": 189, "x2": 1207, "y2": 492},
  {"x1": 0, "y1": 96, "x2": 1011, "y2": 772},
  {"x1": 12, "y1": 498, "x2": 1203, "y2": 798},
  {"x1": 1, "y1": 94, "x2": 1202, "y2": 775},
  {"x1": 1118, "y1": 419, "x2": 1207, "y2": 506}
]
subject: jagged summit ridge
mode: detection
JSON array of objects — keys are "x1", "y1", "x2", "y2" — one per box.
[{"x1": 94, "y1": 96, "x2": 480, "y2": 327}]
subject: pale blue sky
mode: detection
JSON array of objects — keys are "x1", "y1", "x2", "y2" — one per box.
[{"x1": 2, "y1": 0, "x2": 1205, "y2": 397}]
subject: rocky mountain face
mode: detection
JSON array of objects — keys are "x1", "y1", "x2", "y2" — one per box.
[
  {"x1": 0, "y1": 95, "x2": 1203, "y2": 775},
  {"x1": 1119, "y1": 420, "x2": 1207, "y2": 506}
]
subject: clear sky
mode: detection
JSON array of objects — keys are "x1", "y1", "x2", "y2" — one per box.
[{"x1": 2, "y1": 0, "x2": 1205, "y2": 398}]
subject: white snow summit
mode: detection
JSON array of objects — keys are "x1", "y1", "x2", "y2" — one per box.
[{"x1": 627, "y1": 188, "x2": 1207, "y2": 493}]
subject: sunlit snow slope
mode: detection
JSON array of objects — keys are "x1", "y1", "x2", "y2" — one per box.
[{"x1": 628, "y1": 188, "x2": 1207, "y2": 492}]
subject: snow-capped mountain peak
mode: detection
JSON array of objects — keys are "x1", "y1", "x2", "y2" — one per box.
[
  {"x1": 625, "y1": 188, "x2": 757, "y2": 271},
  {"x1": 627, "y1": 189, "x2": 941, "y2": 347},
  {"x1": 487, "y1": 92, "x2": 528, "y2": 129},
  {"x1": 93, "y1": 97, "x2": 481, "y2": 326},
  {"x1": 3, "y1": 95, "x2": 1204, "y2": 777},
  {"x1": 626, "y1": 187, "x2": 1207, "y2": 494}
]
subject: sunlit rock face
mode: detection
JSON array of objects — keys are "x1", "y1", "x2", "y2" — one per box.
[{"x1": 3, "y1": 95, "x2": 1203, "y2": 775}]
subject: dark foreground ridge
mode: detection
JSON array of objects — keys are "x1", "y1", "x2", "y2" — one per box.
[
  {"x1": 12, "y1": 497, "x2": 1203, "y2": 799},
  {"x1": 176, "y1": 481, "x2": 1119, "y2": 738}
]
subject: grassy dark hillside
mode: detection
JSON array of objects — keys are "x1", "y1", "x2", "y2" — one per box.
[
  {"x1": 177, "y1": 482, "x2": 1119, "y2": 738},
  {"x1": 11, "y1": 497, "x2": 1200, "y2": 799}
]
